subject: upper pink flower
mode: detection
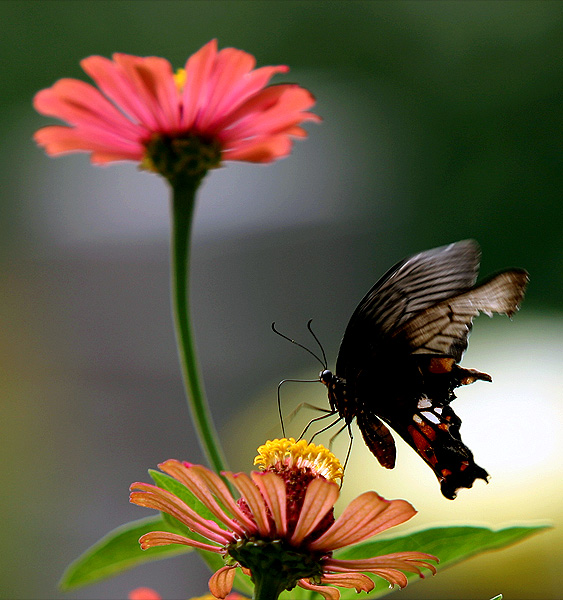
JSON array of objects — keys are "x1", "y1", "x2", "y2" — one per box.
[{"x1": 33, "y1": 39, "x2": 320, "y2": 171}]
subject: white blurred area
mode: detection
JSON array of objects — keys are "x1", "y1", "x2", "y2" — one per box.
[{"x1": 227, "y1": 315, "x2": 562, "y2": 599}]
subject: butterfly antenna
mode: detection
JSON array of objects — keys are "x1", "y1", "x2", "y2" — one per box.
[
  {"x1": 306, "y1": 319, "x2": 328, "y2": 370},
  {"x1": 271, "y1": 322, "x2": 326, "y2": 369}
]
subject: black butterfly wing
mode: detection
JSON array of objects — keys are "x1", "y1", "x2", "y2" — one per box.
[
  {"x1": 336, "y1": 239, "x2": 481, "y2": 376},
  {"x1": 395, "y1": 269, "x2": 529, "y2": 361},
  {"x1": 335, "y1": 240, "x2": 528, "y2": 498}
]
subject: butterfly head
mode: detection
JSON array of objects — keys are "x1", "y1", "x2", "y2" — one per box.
[{"x1": 319, "y1": 369, "x2": 335, "y2": 387}]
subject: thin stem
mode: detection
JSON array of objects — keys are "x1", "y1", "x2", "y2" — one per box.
[{"x1": 170, "y1": 179, "x2": 228, "y2": 473}]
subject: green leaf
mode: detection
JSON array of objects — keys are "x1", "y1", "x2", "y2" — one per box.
[
  {"x1": 59, "y1": 516, "x2": 192, "y2": 591},
  {"x1": 334, "y1": 525, "x2": 549, "y2": 600}
]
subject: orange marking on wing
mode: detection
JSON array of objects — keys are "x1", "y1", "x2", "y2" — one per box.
[
  {"x1": 428, "y1": 357, "x2": 456, "y2": 374},
  {"x1": 408, "y1": 425, "x2": 438, "y2": 466}
]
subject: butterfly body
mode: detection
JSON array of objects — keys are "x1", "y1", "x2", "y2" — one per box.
[{"x1": 320, "y1": 240, "x2": 528, "y2": 499}]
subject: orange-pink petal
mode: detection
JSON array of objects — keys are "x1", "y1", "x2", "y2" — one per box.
[
  {"x1": 208, "y1": 565, "x2": 237, "y2": 599},
  {"x1": 158, "y1": 461, "x2": 254, "y2": 536},
  {"x1": 112, "y1": 54, "x2": 180, "y2": 131},
  {"x1": 326, "y1": 552, "x2": 438, "y2": 576},
  {"x1": 251, "y1": 471, "x2": 287, "y2": 536},
  {"x1": 297, "y1": 578, "x2": 341, "y2": 600},
  {"x1": 291, "y1": 478, "x2": 339, "y2": 545},
  {"x1": 139, "y1": 531, "x2": 222, "y2": 553},
  {"x1": 130, "y1": 482, "x2": 233, "y2": 545},
  {"x1": 320, "y1": 572, "x2": 375, "y2": 593},
  {"x1": 222, "y1": 134, "x2": 293, "y2": 163},
  {"x1": 181, "y1": 39, "x2": 218, "y2": 129},
  {"x1": 310, "y1": 493, "x2": 416, "y2": 551},
  {"x1": 194, "y1": 47, "x2": 258, "y2": 131},
  {"x1": 223, "y1": 472, "x2": 271, "y2": 537}
]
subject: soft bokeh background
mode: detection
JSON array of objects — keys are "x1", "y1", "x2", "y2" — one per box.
[{"x1": 1, "y1": 1, "x2": 562, "y2": 599}]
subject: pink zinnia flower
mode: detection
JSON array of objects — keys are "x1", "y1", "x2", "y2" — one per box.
[
  {"x1": 33, "y1": 40, "x2": 319, "y2": 182},
  {"x1": 130, "y1": 439, "x2": 437, "y2": 600}
]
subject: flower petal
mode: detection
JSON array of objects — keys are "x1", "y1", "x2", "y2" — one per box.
[
  {"x1": 33, "y1": 78, "x2": 143, "y2": 139},
  {"x1": 139, "y1": 531, "x2": 222, "y2": 553},
  {"x1": 223, "y1": 472, "x2": 271, "y2": 536},
  {"x1": 310, "y1": 493, "x2": 416, "y2": 551},
  {"x1": 222, "y1": 134, "x2": 293, "y2": 163},
  {"x1": 195, "y1": 47, "x2": 257, "y2": 131},
  {"x1": 326, "y1": 552, "x2": 438, "y2": 576},
  {"x1": 158, "y1": 461, "x2": 255, "y2": 536},
  {"x1": 297, "y1": 579, "x2": 341, "y2": 600},
  {"x1": 291, "y1": 478, "x2": 339, "y2": 545},
  {"x1": 208, "y1": 565, "x2": 237, "y2": 599},
  {"x1": 33, "y1": 125, "x2": 144, "y2": 161},
  {"x1": 181, "y1": 39, "x2": 218, "y2": 129},
  {"x1": 251, "y1": 471, "x2": 287, "y2": 536},
  {"x1": 320, "y1": 572, "x2": 375, "y2": 593},
  {"x1": 112, "y1": 54, "x2": 180, "y2": 131},
  {"x1": 130, "y1": 482, "x2": 234, "y2": 545}
]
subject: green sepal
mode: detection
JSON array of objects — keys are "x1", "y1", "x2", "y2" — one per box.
[
  {"x1": 334, "y1": 525, "x2": 549, "y2": 600},
  {"x1": 59, "y1": 515, "x2": 191, "y2": 591}
]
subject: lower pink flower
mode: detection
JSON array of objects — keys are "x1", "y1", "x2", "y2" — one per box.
[{"x1": 130, "y1": 439, "x2": 437, "y2": 600}]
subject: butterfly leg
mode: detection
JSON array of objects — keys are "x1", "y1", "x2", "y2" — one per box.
[{"x1": 304, "y1": 413, "x2": 342, "y2": 443}]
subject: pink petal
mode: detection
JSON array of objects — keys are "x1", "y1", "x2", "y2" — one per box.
[
  {"x1": 222, "y1": 135, "x2": 293, "y2": 163},
  {"x1": 158, "y1": 461, "x2": 252, "y2": 536},
  {"x1": 216, "y1": 85, "x2": 319, "y2": 138},
  {"x1": 209, "y1": 565, "x2": 237, "y2": 599},
  {"x1": 251, "y1": 471, "x2": 287, "y2": 536},
  {"x1": 34, "y1": 125, "x2": 144, "y2": 162},
  {"x1": 112, "y1": 54, "x2": 180, "y2": 131},
  {"x1": 81, "y1": 55, "x2": 160, "y2": 129},
  {"x1": 320, "y1": 572, "x2": 375, "y2": 593},
  {"x1": 129, "y1": 483, "x2": 234, "y2": 545},
  {"x1": 181, "y1": 39, "x2": 218, "y2": 129},
  {"x1": 310, "y1": 494, "x2": 416, "y2": 551},
  {"x1": 207, "y1": 65, "x2": 290, "y2": 130},
  {"x1": 225, "y1": 85, "x2": 319, "y2": 139},
  {"x1": 139, "y1": 531, "x2": 222, "y2": 553},
  {"x1": 128, "y1": 587, "x2": 162, "y2": 600},
  {"x1": 33, "y1": 79, "x2": 144, "y2": 139},
  {"x1": 297, "y1": 579, "x2": 341, "y2": 600},
  {"x1": 195, "y1": 47, "x2": 257, "y2": 131},
  {"x1": 291, "y1": 478, "x2": 339, "y2": 545},
  {"x1": 326, "y1": 552, "x2": 438, "y2": 576},
  {"x1": 190, "y1": 465, "x2": 259, "y2": 534},
  {"x1": 223, "y1": 472, "x2": 271, "y2": 537}
]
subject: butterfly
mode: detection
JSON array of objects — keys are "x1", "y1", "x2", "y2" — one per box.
[{"x1": 315, "y1": 240, "x2": 528, "y2": 499}]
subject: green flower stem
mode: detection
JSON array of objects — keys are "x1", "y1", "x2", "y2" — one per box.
[
  {"x1": 170, "y1": 179, "x2": 228, "y2": 474},
  {"x1": 252, "y1": 571, "x2": 287, "y2": 600}
]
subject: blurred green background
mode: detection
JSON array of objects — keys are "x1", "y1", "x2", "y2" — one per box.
[{"x1": 1, "y1": 1, "x2": 562, "y2": 599}]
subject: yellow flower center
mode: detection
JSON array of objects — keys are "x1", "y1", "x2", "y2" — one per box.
[
  {"x1": 254, "y1": 438, "x2": 343, "y2": 483},
  {"x1": 174, "y1": 68, "x2": 186, "y2": 92}
]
